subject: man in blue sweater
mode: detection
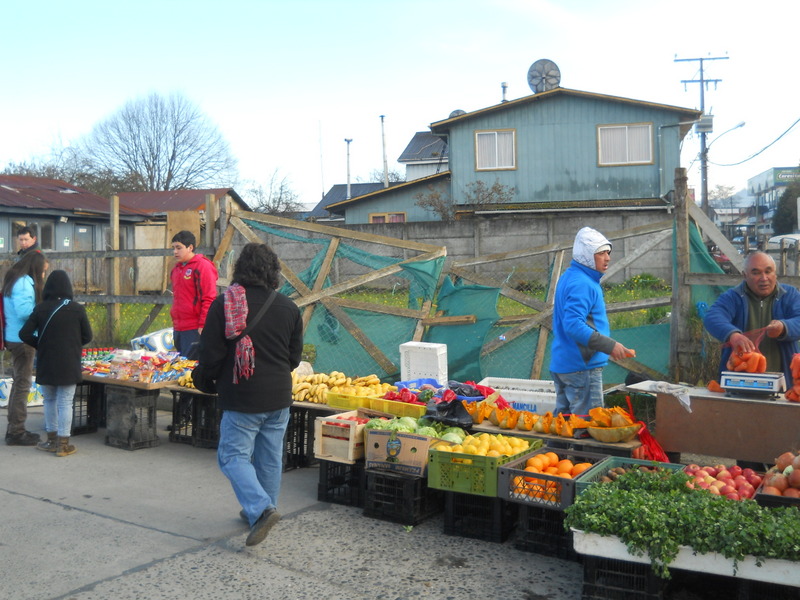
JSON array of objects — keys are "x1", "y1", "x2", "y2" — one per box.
[{"x1": 549, "y1": 227, "x2": 633, "y2": 417}]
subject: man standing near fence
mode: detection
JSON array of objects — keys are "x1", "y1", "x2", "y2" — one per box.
[{"x1": 170, "y1": 230, "x2": 218, "y2": 428}]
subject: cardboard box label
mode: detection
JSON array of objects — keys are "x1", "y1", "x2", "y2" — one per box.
[{"x1": 365, "y1": 430, "x2": 440, "y2": 476}]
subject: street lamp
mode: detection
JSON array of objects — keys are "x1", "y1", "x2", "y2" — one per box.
[{"x1": 700, "y1": 120, "x2": 745, "y2": 218}]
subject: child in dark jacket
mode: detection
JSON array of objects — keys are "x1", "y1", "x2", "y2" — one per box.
[{"x1": 20, "y1": 270, "x2": 93, "y2": 456}]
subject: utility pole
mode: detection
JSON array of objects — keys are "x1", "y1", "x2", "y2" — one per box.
[
  {"x1": 675, "y1": 54, "x2": 728, "y2": 218},
  {"x1": 344, "y1": 138, "x2": 353, "y2": 199}
]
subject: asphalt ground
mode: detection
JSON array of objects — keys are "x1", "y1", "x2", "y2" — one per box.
[{"x1": 1, "y1": 403, "x2": 587, "y2": 600}]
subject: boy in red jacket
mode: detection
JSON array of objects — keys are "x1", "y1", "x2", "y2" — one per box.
[{"x1": 170, "y1": 230, "x2": 218, "y2": 360}]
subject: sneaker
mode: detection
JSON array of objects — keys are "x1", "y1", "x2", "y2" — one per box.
[
  {"x1": 245, "y1": 508, "x2": 280, "y2": 547},
  {"x1": 6, "y1": 431, "x2": 41, "y2": 446}
]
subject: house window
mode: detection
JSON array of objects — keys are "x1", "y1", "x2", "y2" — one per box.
[
  {"x1": 369, "y1": 212, "x2": 406, "y2": 224},
  {"x1": 475, "y1": 130, "x2": 516, "y2": 170},
  {"x1": 15, "y1": 220, "x2": 55, "y2": 251},
  {"x1": 598, "y1": 123, "x2": 653, "y2": 165}
]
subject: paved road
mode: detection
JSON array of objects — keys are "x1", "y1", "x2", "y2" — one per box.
[{"x1": 1, "y1": 405, "x2": 585, "y2": 600}]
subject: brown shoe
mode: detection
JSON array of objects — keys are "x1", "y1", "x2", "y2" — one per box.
[
  {"x1": 37, "y1": 431, "x2": 58, "y2": 453},
  {"x1": 245, "y1": 509, "x2": 280, "y2": 546},
  {"x1": 6, "y1": 430, "x2": 41, "y2": 446},
  {"x1": 56, "y1": 436, "x2": 77, "y2": 457}
]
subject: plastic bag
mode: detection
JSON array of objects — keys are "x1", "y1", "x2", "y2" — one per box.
[{"x1": 424, "y1": 397, "x2": 473, "y2": 429}]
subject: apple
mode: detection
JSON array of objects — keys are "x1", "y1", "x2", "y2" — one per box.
[
  {"x1": 737, "y1": 482, "x2": 755, "y2": 499},
  {"x1": 725, "y1": 492, "x2": 740, "y2": 501},
  {"x1": 713, "y1": 464, "x2": 727, "y2": 473},
  {"x1": 747, "y1": 474, "x2": 762, "y2": 488},
  {"x1": 742, "y1": 468, "x2": 756, "y2": 479},
  {"x1": 685, "y1": 481, "x2": 696, "y2": 489},
  {"x1": 733, "y1": 475, "x2": 748, "y2": 487},
  {"x1": 710, "y1": 480, "x2": 726, "y2": 490},
  {"x1": 684, "y1": 464, "x2": 700, "y2": 474},
  {"x1": 728, "y1": 465, "x2": 743, "y2": 478},
  {"x1": 704, "y1": 476, "x2": 716, "y2": 486},
  {"x1": 708, "y1": 486, "x2": 721, "y2": 495},
  {"x1": 719, "y1": 484, "x2": 736, "y2": 495},
  {"x1": 697, "y1": 481, "x2": 710, "y2": 490},
  {"x1": 694, "y1": 469, "x2": 710, "y2": 479},
  {"x1": 716, "y1": 469, "x2": 732, "y2": 480},
  {"x1": 704, "y1": 466, "x2": 718, "y2": 478}
]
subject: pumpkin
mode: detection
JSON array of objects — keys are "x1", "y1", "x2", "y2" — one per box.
[
  {"x1": 516, "y1": 411, "x2": 537, "y2": 431},
  {"x1": 587, "y1": 423, "x2": 641, "y2": 443}
]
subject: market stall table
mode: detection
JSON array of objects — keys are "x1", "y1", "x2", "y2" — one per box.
[
  {"x1": 83, "y1": 374, "x2": 176, "y2": 450},
  {"x1": 472, "y1": 422, "x2": 642, "y2": 458},
  {"x1": 649, "y1": 386, "x2": 800, "y2": 464}
]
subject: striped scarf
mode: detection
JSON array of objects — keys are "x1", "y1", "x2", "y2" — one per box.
[{"x1": 224, "y1": 283, "x2": 254, "y2": 383}]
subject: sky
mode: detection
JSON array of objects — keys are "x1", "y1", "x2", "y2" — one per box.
[{"x1": 3, "y1": 0, "x2": 799, "y2": 208}]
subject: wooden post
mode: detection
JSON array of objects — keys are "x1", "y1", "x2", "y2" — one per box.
[
  {"x1": 670, "y1": 168, "x2": 691, "y2": 382},
  {"x1": 204, "y1": 193, "x2": 215, "y2": 248},
  {"x1": 107, "y1": 195, "x2": 121, "y2": 344}
]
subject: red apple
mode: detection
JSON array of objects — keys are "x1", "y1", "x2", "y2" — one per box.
[
  {"x1": 725, "y1": 492, "x2": 740, "y2": 501},
  {"x1": 704, "y1": 476, "x2": 716, "y2": 486},
  {"x1": 710, "y1": 480, "x2": 726, "y2": 490},
  {"x1": 694, "y1": 470, "x2": 710, "y2": 479},
  {"x1": 685, "y1": 464, "x2": 700, "y2": 474},
  {"x1": 733, "y1": 475, "x2": 748, "y2": 487},
  {"x1": 716, "y1": 470, "x2": 732, "y2": 480},
  {"x1": 713, "y1": 464, "x2": 727, "y2": 472},
  {"x1": 719, "y1": 484, "x2": 736, "y2": 495},
  {"x1": 742, "y1": 468, "x2": 756, "y2": 479},
  {"x1": 704, "y1": 466, "x2": 718, "y2": 477},
  {"x1": 747, "y1": 474, "x2": 762, "y2": 488},
  {"x1": 708, "y1": 486, "x2": 721, "y2": 495},
  {"x1": 728, "y1": 465, "x2": 743, "y2": 478},
  {"x1": 737, "y1": 482, "x2": 755, "y2": 499}
]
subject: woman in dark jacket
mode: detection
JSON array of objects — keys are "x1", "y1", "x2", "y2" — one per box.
[
  {"x1": 20, "y1": 270, "x2": 93, "y2": 456},
  {"x1": 198, "y1": 243, "x2": 303, "y2": 547}
]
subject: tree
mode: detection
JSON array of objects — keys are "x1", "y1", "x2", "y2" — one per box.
[
  {"x1": 359, "y1": 168, "x2": 405, "y2": 184},
  {"x1": 463, "y1": 179, "x2": 516, "y2": 206},
  {"x1": 243, "y1": 170, "x2": 304, "y2": 215},
  {"x1": 709, "y1": 184, "x2": 736, "y2": 202},
  {"x1": 772, "y1": 180, "x2": 800, "y2": 235},
  {"x1": 80, "y1": 92, "x2": 237, "y2": 191},
  {"x1": 414, "y1": 180, "x2": 454, "y2": 221}
]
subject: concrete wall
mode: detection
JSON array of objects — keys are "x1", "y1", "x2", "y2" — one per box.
[{"x1": 261, "y1": 209, "x2": 675, "y2": 289}]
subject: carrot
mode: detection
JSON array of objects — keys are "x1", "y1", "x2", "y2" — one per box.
[
  {"x1": 626, "y1": 349, "x2": 636, "y2": 358},
  {"x1": 757, "y1": 353, "x2": 767, "y2": 373},
  {"x1": 706, "y1": 380, "x2": 724, "y2": 393},
  {"x1": 745, "y1": 352, "x2": 762, "y2": 373}
]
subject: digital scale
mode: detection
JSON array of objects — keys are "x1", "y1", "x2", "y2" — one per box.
[{"x1": 719, "y1": 371, "x2": 786, "y2": 399}]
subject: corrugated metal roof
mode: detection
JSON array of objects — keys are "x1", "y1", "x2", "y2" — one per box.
[
  {"x1": 117, "y1": 188, "x2": 250, "y2": 213},
  {"x1": 309, "y1": 182, "x2": 393, "y2": 217},
  {"x1": 0, "y1": 175, "x2": 143, "y2": 216},
  {"x1": 397, "y1": 132, "x2": 448, "y2": 163},
  {"x1": 323, "y1": 173, "x2": 450, "y2": 210}
]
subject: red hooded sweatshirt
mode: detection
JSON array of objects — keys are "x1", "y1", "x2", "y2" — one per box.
[{"x1": 170, "y1": 253, "x2": 218, "y2": 331}]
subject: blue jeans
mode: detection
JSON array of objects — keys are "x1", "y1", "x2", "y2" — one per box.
[
  {"x1": 173, "y1": 329, "x2": 201, "y2": 360},
  {"x1": 552, "y1": 368, "x2": 604, "y2": 416},
  {"x1": 41, "y1": 384, "x2": 77, "y2": 437},
  {"x1": 218, "y1": 407, "x2": 290, "y2": 526}
]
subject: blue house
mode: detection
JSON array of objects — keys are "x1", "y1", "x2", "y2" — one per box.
[{"x1": 320, "y1": 87, "x2": 700, "y2": 224}]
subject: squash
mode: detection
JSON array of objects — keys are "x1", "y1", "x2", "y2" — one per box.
[
  {"x1": 516, "y1": 411, "x2": 537, "y2": 431},
  {"x1": 587, "y1": 423, "x2": 641, "y2": 443}
]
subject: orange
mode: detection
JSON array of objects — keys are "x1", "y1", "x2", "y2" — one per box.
[
  {"x1": 544, "y1": 451, "x2": 560, "y2": 467},
  {"x1": 556, "y1": 459, "x2": 574, "y2": 474},
  {"x1": 526, "y1": 455, "x2": 545, "y2": 471},
  {"x1": 571, "y1": 462, "x2": 593, "y2": 477},
  {"x1": 523, "y1": 465, "x2": 540, "y2": 482},
  {"x1": 545, "y1": 466, "x2": 559, "y2": 475}
]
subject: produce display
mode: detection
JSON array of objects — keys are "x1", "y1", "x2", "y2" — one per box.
[
  {"x1": 783, "y1": 353, "x2": 800, "y2": 402},
  {"x1": 291, "y1": 371, "x2": 395, "y2": 404},
  {"x1": 435, "y1": 432, "x2": 530, "y2": 458},
  {"x1": 364, "y1": 415, "x2": 467, "y2": 443},
  {"x1": 683, "y1": 462, "x2": 762, "y2": 500},
  {"x1": 462, "y1": 393, "x2": 593, "y2": 437},
  {"x1": 759, "y1": 450, "x2": 800, "y2": 497},
  {"x1": 82, "y1": 349, "x2": 196, "y2": 384}
]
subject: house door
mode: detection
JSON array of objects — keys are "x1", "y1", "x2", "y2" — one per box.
[
  {"x1": 73, "y1": 225, "x2": 94, "y2": 293},
  {"x1": 74, "y1": 225, "x2": 93, "y2": 251}
]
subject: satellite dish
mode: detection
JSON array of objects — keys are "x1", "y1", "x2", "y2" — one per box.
[
  {"x1": 527, "y1": 59, "x2": 561, "y2": 93},
  {"x1": 449, "y1": 109, "x2": 466, "y2": 119}
]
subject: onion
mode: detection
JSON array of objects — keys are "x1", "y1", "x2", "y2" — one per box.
[
  {"x1": 775, "y1": 451, "x2": 796, "y2": 472},
  {"x1": 788, "y1": 468, "x2": 800, "y2": 489},
  {"x1": 764, "y1": 470, "x2": 789, "y2": 493},
  {"x1": 792, "y1": 454, "x2": 800, "y2": 471}
]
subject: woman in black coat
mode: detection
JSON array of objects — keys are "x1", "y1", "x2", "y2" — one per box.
[{"x1": 20, "y1": 270, "x2": 93, "y2": 456}]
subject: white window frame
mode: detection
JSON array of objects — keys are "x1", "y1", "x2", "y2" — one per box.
[
  {"x1": 475, "y1": 129, "x2": 516, "y2": 171},
  {"x1": 597, "y1": 123, "x2": 653, "y2": 166}
]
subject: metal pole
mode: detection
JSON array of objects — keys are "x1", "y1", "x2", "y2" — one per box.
[
  {"x1": 344, "y1": 138, "x2": 353, "y2": 199},
  {"x1": 380, "y1": 116, "x2": 389, "y2": 188}
]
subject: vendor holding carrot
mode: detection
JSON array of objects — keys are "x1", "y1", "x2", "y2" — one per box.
[{"x1": 703, "y1": 251, "x2": 800, "y2": 384}]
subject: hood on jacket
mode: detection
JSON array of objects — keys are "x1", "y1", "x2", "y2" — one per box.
[
  {"x1": 572, "y1": 227, "x2": 612, "y2": 269},
  {"x1": 43, "y1": 270, "x2": 74, "y2": 301}
]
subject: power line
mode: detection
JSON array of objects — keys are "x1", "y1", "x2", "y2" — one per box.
[{"x1": 709, "y1": 117, "x2": 800, "y2": 167}]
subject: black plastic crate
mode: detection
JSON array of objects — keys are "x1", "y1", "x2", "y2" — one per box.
[
  {"x1": 104, "y1": 386, "x2": 160, "y2": 450},
  {"x1": 71, "y1": 381, "x2": 103, "y2": 435},
  {"x1": 284, "y1": 406, "x2": 317, "y2": 470},
  {"x1": 168, "y1": 390, "x2": 194, "y2": 445},
  {"x1": 317, "y1": 459, "x2": 366, "y2": 507},
  {"x1": 443, "y1": 491, "x2": 517, "y2": 543},
  {"x1": 582, "y1": 556, "x2": 666, "y2": 600},
  {"x1": 736, "y1": 578, "x2": 800, "y2": 600},
  {"x1": 363, "y1": 469, "x2": 443, "y2": 525},
  {"x1": 514, "y1": 504, "x2": 580, "y2": 562},
  {"x1": 192, "y1": 394, "x2": 221, "y2": 449}
]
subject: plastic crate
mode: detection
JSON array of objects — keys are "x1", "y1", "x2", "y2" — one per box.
[
  {"x1": 327, "y1": 392, "x2": 374, "y2": 411},
  {"x1": 394, "y1": 378, "x2": 441, "y2": 390},
  {"x1": 168, "y1": 390, "x2": 194, "y2": 445},
  {"x1": 582, "y1": 555, "x2": 667, "y2": 600},
  {"x1": 736, "y1": 578, "x2": 800, "y2": 600},
  {"x1": 578, "y1": 456, "x2": 686, "y2": 488},
  {"x1": 477, "y1": 376, "x2": 557, "y2": 413},
  {"x1": 71, "y1": 381, "x2": 103, "y2": 435},
  {"x1": 192, "y1": 394, "x2": 222, "y2": 449},
  {"x1": 368, "y1": 396, "x2": 427, "y2": 418},
  {"x1": 754, "y1": 481, "x2": 800, "y2": 510},
  {"x1": 363, "y1": 469, "x2": 443, "y2": 525},
  {"x1": 497, "y1": 447, "x2": 607, "y2": 509},
  {"x1": 428, "y1": 435, "x2": 540, "y2": 497},
  {"x1": 317, "y1": 459, "x2": 366, "y2": 507},
  {"x1": 399, "y1": 341, "x2": 447, "y2": 384},
  {"x1": 514, "y1": 504, "x2": 580, "y2": 562},
  {"x1": 443, "y1": 491, "x2": 517, "y2": 543},
  {"x1": 284, "y1": 406, "x2": 317, "y2": 470},
  {"x1": 104, "y1": 386, "x2": 160, "y2": 450}
]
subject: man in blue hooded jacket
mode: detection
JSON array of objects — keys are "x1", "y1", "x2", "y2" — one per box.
[
  {"x1": 704, "y1": 251, "x2": 800, "y2": 385},
  {"x1": 549, "y1": 227, "x2": 633, "y2": 416}
]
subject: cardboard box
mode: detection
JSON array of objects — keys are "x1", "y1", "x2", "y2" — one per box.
[
  {"x1": 478, "y1": 377, "x2": 557, "y2": 413},
  {"x1": 365, "y1": 430, "x2": 445, "y2": 477},
  {"x1": 400, "y1": 342, "x2": 448, "y2": 384},
  {"x1": 313, "y1": 408, "x2": 390, "y2": 465}
]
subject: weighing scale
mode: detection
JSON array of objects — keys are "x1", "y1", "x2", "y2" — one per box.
[{"x1": 719, "y1": 371, "x2": 786, "y2": 399}]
